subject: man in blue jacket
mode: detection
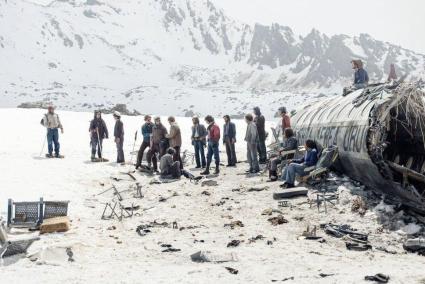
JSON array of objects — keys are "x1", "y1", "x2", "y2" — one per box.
[
  {"x1": 280, "y1": 140, "x2": 318, "y2": 188},
  {"x1": 135, "y1": 115, "x2": 153, "y2": 169},
  {"x1": 352, "y1": 59, "x2": 369, "y2": 89},
  {"x1": 223, "y1": 115, "x2": 237, "y2": 167}
]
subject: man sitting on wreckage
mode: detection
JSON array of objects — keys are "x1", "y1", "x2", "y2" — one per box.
[
  {"x1": 268, "y1": 128, "x2": 298, "y2": 182},
  {"x1": 343, "y1": 59, "x2": 369, "y2": 96},
  {"x1": 160, "y1": 147, "x2": 202, "y2": 181},
  {"x1": 280, "y1": 139, "x2": 318, "y2": 188}
]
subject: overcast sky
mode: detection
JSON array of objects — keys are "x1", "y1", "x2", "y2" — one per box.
[{"x1": 212, "y1": 0, "x2": 425, "y2": 54}]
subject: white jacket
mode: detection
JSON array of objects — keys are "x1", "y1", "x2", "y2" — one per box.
[{"x1": 41, "y1": 113, "x2": 63, "y2": 129}]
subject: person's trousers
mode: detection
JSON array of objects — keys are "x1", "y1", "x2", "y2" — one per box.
[
  {"x1": 224, "y1": 138, "x2": 237, "y2": 166},
  {"x1": 270, "y1": 157, "x2": 282, "y2": 171},
  {"x1": 147, "y1": 143, "x2": 160, "y2": 170},
  {"x1": 47, "y1": 128, "x2": 60, "y2": 155},
  {"x1": 116, "y1": 137, "x2": 125, "y2": 163},
  {"x1": 136, "y1": 141, "x2": 150, "y2": 166},
  {"x1": 193, "y1": 140, "x2": 206, "y2": 167},
  {"x1": 206, "y1": 142, "x2": 220, "y2": 168},
  {"x1": 281, "y1": 163, "x2": 307, "y2": 184},
  {"x1": 247, "y1": 143, "x2": 259, "y2": 171},
  {"x1": 173, "y1": 146, "x2": 183, "y2": 169},
  {"x1": 257, "y1": 139, "x2": 267, "y2": 161},
  {"x1": 91, "y1": 137, "x2": 103, "y2": 158}
]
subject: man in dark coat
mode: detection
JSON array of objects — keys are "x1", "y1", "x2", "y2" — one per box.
[
  {"x1": 253, "y1": 107, "x2": 267, "y2": 164},
  {"x1": 135, "y1": 115, "x2": 153, "y2": 169},
  {"x1": 223, "y1": 115, "x2": 237, "y2": 167},
  {"x1": 113, "y1": 111, "x2": 125, "y2": 164},
  {"x1": 89, "y1": 110, "x2": 109, "y2": 161},
  {"x1": 146, "y1": 116, "x2": 168, "y2": 172}
]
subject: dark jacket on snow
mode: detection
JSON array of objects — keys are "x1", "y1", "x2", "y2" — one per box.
[
  {"x1": 223, "y1": 121, "x2": 236, "y2": 143},
  {"x1": 281, "y1": 136, "x2": 298, "y2": 151},
  {"x1": 89, "y1": 113, "x2": 109, "y2": 140},
  {"x1": 152, "y1": 123, "x2": 168, "y2": 145},
  {"x1": 191, "y1": 124, "x2": 208, "y2": 143},
  {"x1": 141, "y1": 122, "x2": 154, "y2": 143},
  {"x1": 254, "y1": 107, "x2": 266, "y2": 141},
  {"x1": 354, "y1": 68, "x2": 369, "y2": 85},
  {"x1": 114, "y1": 120, "x2": 124, "y2": 139}
]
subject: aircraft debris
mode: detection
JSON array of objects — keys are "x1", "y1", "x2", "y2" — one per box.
[{"x1": 291, "y1": 82, "x2": 425, "y2": 214}]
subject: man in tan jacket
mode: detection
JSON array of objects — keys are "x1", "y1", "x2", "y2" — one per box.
[
  {"x1": 166, "y1": 116, "x2": 183, "y2": 169},
  {"x1": 40, "y1": 105, "x2": 64, "y2": 158}
]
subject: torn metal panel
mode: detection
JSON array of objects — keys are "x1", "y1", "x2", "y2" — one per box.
[{"x1": 292, "y1": 82, "x2": 425, "y2": 214}]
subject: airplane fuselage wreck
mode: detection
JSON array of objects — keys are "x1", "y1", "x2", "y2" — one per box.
[{"x1": 291, "y1": 83, "x2": 425, "y2": 214}]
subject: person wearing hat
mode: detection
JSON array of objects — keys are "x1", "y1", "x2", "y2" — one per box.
[
  {"x1": 40, "y1": 105, "x2": 64, "y2": 158},
  {"x1": 89, "y1": 110, "x2": 109, "y2": 161},
  {"x1": 113, "y1": 111, "x2": 125, "y2": 164},
  {"x1": 135, "y1": 115, "x2": 153, "y2": 169}
]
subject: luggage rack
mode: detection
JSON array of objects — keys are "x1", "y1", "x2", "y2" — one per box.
[{"x1": 7, "y1": 198, "x2": 69, "y2": 229}]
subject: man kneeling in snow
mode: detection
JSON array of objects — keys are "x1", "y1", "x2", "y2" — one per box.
[
  {"x1": 160, "y1": 147, "x2": 181, "y2": 179},
  {"x1": 160, "y1": 147, "x2": 203, "y2": 181}
]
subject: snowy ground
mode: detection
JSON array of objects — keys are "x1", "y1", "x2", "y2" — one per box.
[{"x1": 1, "y1": 108, "x2": 425, "y2": 283}]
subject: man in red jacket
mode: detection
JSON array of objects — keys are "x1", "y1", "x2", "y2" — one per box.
[{"x1": 201, "y1": 115, "x2": 221, "y2": 175}]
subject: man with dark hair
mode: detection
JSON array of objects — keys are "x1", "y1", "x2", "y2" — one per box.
[
  {"x1": 280, "y1": 139, "x2": 318, "y2": 188},
  {"x1": 135, "y1": 115, "x2": 153, "y2": 169},
  {"x1": 41, "y1": 105, "x2": 64, "y2": 158},
  {"x1": 160, "y1": 147, "x2": 181, "y2": 178},
  {"x1": 166, "y1": 116, "x2": 183, "y2": 169},
  {"x1": 191, "y1": 116, "x2": 207, "y2": 168},
  {"x1": 146, "y1": 117, "x2": 168, "y2": 172},
  {"x1": 253, "y1": 107, "x2": 267, "y2": 164},
  {"x1": 244, "y1": 113, "x2": 260, "y2": 173},
  {"x1": 201, "y1": 115, "x2": 220, "y2": 175},
  {"x1": 89, "y1": 110, "x2": 108, "y2": 161},
  {"x1": 278, "y1": 107, "x2": 291, "y2": 134},
  {"x1": 344, "y1": 60, "x2": 369, "y2": 95},
  {"x1": 113, "y1": 111, "x2": 125, "y2": 164},
  {"x1": 268, "y1": 128, "x2": 297, "y2": 181},
  {"x1": 352, "y1": 59, "x2": 369, "y2": 89},
  {"x1": 223, "y1": 115, "x2": 237, "y2": 167}
]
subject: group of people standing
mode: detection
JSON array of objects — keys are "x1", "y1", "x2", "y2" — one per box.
[{"x1": 40, "y1": 105, "x2": 302, "y2": 182}]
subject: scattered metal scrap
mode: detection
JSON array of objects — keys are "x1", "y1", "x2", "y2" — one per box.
[{"x1": 101, "y1": 202, "x2": 135, "y2": 221}]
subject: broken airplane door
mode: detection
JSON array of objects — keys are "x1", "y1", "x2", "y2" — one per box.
[{"x1": 291, "y1": 83, "x2": 425, "y2": 214}]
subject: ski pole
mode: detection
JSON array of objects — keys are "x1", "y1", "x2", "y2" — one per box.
[
  {"x1": 39, "y1": 132, "x2": 47, "y2": 157},
  {"x1": 96, "y1": 128, "x2": 104, "y2": 162},
  {"x1": 129, "y1": 130, "x2": 138, "y2": 166}
]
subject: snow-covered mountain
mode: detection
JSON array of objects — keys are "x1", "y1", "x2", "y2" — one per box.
[{"x1": 1, "y1": 0, "x2": 424, "y2": 116}]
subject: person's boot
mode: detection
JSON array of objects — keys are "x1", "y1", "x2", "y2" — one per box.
[
  {"x1": 214, "y1": 163, "x2": 220, "y2": 175},
  {"x1": 201, "y1": 164, "x2": 210, "y2": 175},
  {"x1": 91, "y1": 154, "x2": 96, "y2": 162}
]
